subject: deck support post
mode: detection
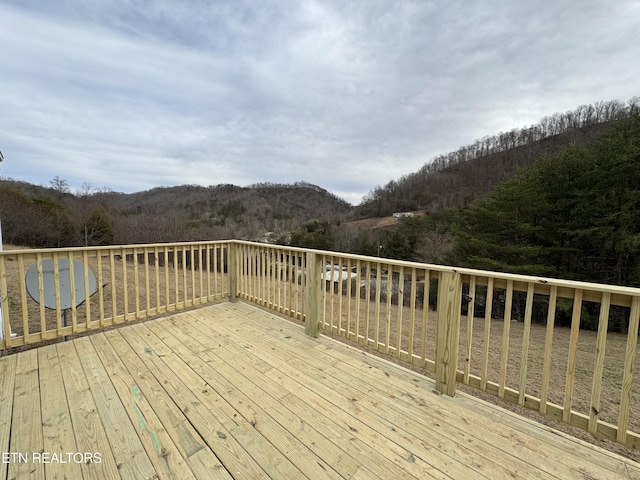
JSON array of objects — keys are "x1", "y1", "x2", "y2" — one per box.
[
  {"x1": 435, "y1": 270, "x2": 462, "y2": 396},
  {"x1": 305, "y1": 251, "x2": 322, "y2": 337},
  {"x1": 229, "y1": 242, "x2": 238, "y2": 303}
]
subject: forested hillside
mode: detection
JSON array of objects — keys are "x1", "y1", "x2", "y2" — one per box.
[
  {"x1": 0, "y1": 180, "x2": 351, "y2": 247},
  {"x1": 358, "y1": 98, "x2": 639, "y2": 216}
]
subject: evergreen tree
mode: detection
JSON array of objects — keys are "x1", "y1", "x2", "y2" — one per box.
[{"x1": 450, "y1": 115, "x2": 640, "y2": 286}]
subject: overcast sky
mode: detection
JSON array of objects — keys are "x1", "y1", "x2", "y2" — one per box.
[{"x1": 1, "y1": 1, "x2": 639, "y2": 205}]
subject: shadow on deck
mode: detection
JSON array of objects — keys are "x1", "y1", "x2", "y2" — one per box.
[{"x1": 1, "y1": 301, "x2": 639, "y2": 479}]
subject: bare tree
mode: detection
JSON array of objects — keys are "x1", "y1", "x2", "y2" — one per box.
[
  {"x1": 49, "y1": 176, "x2": 70, "y2": 199},
  {"x1": 414, "y1": 231, "x2": 454, "y2": 264}
]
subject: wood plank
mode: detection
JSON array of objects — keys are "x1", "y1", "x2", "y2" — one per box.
[
  {"x1": 96, "y1": 250, "x2": 106, "y2": 326},
  {"x1": 0, "y1": 355, "x2": 16, "y2": 480},
  {"x1": 463, "y1": 275, "x2": 476, "y2": 384},
  {"x1": 619, "y1": 296, "x2": 640, "y2": 443},
  {"x1": 420, "y1": 269, "x2": 430, "y2": 364},
  {"x1": 83, "y1": 250, "x2": 92, "y2": 327},
  {"x1": 72, "y1": 336, "x2": 157, "y2": 480},
  {"x1": 18, "y1": 256, "x2": 30, "y2": 340},
  {"x1": 37, "y1": 345, "x2": 84, "y2": 480},
  {"x1": 0, "y1": 256, "x2": 11, "y2": 347},
  {"x1": 395, "y1": 265, "x2": 405, "y2": 358},
  {"x1": 122, "y1": 249, "x2": 130, "y2": 321},
  {"x1": 374, "y1": 263, "x2": 382, "y2": 348},
  {"x1": 590, "y1": 292, "x2": 611, "y2": 433},
  {"x1": 88, "y1": 332, "x2": 196, "y2": 480},
  {"x1": 435, "y1": 271, "x2": 462, "y2": 396},
  {"x1": 480, "y1": 277, "x2": 494, "y2": 391},
  {"x1": 385, "y1": 264, "x2": 393, "y2": 353},
  {"x1": 407, "y1": 268, "x2": 417, "y2": 359},
  {"x1": 109, "y1": 249, "x2": 118, "y2": 323},
  {"x1": 564, "y1": 289, "x2": 583, "y2": 422},
  {"x1": 56, "y1": 340, "x2": 122, "y2": 479},
  {"x1": 37, "y1": 253, "x2": 47, "y2": 340},
  {"x1": 354, "y1": 259, "x2": 362, "y2": 342},
  {"x1": 9, "y1": 349, "x2": 44, "y2": 480},
  {"x1": 518, "y1": 282, "x2": 535, "y2": 405},
  {"x1": 346, "y1": 258, "x2": 353, "y2": 339},
  {"x1": 498, "y1": 279, "x2": 513, "y2": 398}
]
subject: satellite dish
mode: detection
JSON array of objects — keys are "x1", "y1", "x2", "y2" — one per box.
[{"x1": 25, "y1": 258, "x2": 97, "y2": 310}]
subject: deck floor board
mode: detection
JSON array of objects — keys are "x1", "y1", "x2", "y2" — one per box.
[{"x1": 1, "y1": 301, "x2": 640, "y2": 479}]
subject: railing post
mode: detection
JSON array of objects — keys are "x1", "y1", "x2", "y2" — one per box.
[
  {"x1": 305, "y1": 252, "x2": 322, "y2": 337},
  {"x1": 435, "y1": 270, "x2": 462, "y2": 396},
  {"x1": 229, "y1": 242, "x2": 238, "y2": 303}
]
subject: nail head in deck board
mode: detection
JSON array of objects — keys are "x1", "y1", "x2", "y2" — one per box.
[{"x1": 0, "y1": 358, "x2": 15, "y2": 480}]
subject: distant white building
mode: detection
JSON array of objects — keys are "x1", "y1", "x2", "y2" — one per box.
[{"x1": 392, "y1": 212, "x2": 414, "y2": 218}]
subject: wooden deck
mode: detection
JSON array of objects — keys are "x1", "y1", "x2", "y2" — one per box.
[{"x1": 1, "y1": 302, "x2": 639, "y2": 480}]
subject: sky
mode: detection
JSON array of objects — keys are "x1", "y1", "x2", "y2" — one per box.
[{"x1": 1, "y1": 1, "x2": 639, "y2": 205}]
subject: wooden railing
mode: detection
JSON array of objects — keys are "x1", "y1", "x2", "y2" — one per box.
[
  {"x1": 0, "y1": 241, "x2": 230, "y2": 349},
  {"x1": 2, "y1": 240, "x2": 639, "y2": 450},
  {"x1": 231, "y1": 241, "x2": 640, "y2": 451}
]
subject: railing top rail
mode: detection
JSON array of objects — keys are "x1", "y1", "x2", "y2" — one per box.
[{"x1": 0, "y1": 240, "x2": 230, "y2": 257}]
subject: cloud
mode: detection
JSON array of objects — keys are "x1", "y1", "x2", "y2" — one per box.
[{"x1": 0, "y1": 0, "x2": 639, "y2": 205}]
